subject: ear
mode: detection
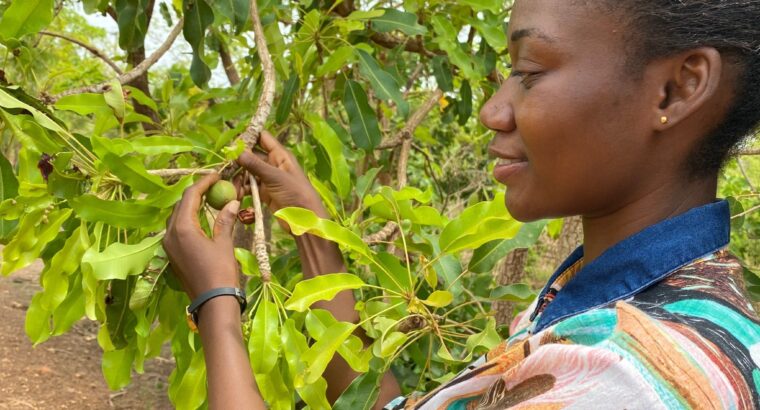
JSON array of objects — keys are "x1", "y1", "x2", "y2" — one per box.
[{"x1": 652, "y1": 47, "x2": 723, "y2": 130}]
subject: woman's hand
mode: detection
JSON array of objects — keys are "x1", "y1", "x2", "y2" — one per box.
[
  {"x1": 236, "y1": 131, "x2": 328, "y2": 218},
  {"x1": 163, "y1": 173, "x2": 241, "y2": 300}
]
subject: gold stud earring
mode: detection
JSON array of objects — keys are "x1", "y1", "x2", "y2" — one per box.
[{"x1": 660, "y1": 116, "x2": 669, "y2": 125}]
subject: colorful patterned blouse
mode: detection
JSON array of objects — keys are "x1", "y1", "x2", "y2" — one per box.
[{"x1": 385, "y1": 200, "x2": 760, "y2": 409}]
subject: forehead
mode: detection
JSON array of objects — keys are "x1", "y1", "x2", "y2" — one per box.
[{"x1": 509, "y1": 0, "x2": 624, "y2": 51}]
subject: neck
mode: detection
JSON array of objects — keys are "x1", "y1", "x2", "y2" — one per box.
[{"x1": 581, "y1": 176, "x2": 718, "y2": 264}]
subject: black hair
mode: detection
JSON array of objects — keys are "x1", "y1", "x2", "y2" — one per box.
[{"x1": 608, "y1": 1, "x2": 760, "y2": 177}]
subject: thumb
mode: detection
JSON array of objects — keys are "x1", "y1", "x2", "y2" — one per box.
[
  {"x1": 237, "y1": 151, "x2": 278, "y2": 182},
  {"x1": 213, "y1": 200, "x2": 240, "y2": 242}
]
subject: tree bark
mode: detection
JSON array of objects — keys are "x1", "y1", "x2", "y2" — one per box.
[
  {"x1": 218, "y1": 40, "x2": 240, "y2": 86},
  {"x1": 492, "y1": 248, "x2": 529, "y2": 326},
  {"x1": 125, "y1": 46, "x2": 160, "y2": 130}
]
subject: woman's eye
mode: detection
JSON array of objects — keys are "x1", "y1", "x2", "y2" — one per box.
[{"x1": 509, "y1": 70, "x2": 541, "y2": 89}]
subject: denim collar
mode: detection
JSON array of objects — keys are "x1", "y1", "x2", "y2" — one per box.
[{"x1": 530, "y1": 200, "x2": 731, "y2": 333}]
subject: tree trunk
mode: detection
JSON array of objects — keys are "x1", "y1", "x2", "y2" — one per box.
[
  {"x1": 125, "y1": 46, "x2": 160, "y2": 130},
  {"x1": 492, "y1": 248, "x2": 529, "y2": 326}
]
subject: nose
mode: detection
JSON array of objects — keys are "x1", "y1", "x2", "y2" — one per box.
[{"x1": 479, "y1": 83, "x2": 516, "y2": 132}]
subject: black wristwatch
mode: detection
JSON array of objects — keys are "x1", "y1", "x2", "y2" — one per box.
[{"x1": 185, "y1": 287, "x2": 247, "y2": 333}]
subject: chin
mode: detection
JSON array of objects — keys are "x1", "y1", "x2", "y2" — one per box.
[{"x1": 504, "y1": 191, "x2": 547, "y2": 222}]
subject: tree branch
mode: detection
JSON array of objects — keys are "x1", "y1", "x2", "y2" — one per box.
[
  {"x1": 369, "y1": 32, "x2": 440, "y2": 57},
  {"x1": 739, "y1": 148, "x2": 760, "y2": 156},
  {"x1": 39, "y1": 31, "x2": 124, "y2": 75},
  {"x1": 45, "y1": 18, "x2": 184, "y2": 103},
  {"x1": 238, "y1": 0, "x2": 276, "y2": 281},
  {"x1": 365, "y1": 89, "x2": 443, "y2": 244}
]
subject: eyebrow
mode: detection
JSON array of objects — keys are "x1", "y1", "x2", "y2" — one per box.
[{"x1": 510, "y1": 28, "x2": 555, "y2": 43}]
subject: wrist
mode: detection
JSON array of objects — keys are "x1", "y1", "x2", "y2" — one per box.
[{"x1": 197, "y1": 296, "x2": 243, "y2": 330}]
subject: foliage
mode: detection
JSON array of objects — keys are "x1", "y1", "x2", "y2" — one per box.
[{"x1": 0, "y1": 0, "x2": 757, "y2": 408}]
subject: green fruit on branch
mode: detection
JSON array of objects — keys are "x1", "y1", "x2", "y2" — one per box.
[{"x1": 206, "y1": 180, "x2": 237, "y2": 210}]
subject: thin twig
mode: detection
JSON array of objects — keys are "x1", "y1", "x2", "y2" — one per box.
[
  {"x1": 739, "y1": 148, "x2": 760, "y2": 156},
  {"x1": 147, "y1": 168, "x2": 216, "y2": 177},
  {"x1": 737, "y1": 158, "x2": 757, "y2": 193},
  {"x1": 46, "y1": 18, "x2": 184, "y2": 103},
  {"x1": 39, "y1": 31, "x2": 123, "y2": 74}
]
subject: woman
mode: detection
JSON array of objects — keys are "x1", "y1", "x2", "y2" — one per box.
[{"x1": 162, "y1": 0, "x2": 760, "y2": 408}]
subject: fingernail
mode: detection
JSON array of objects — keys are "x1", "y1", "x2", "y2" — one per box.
[{"x1": 229, "y1": 200, "x2": 240, "y2": 214}]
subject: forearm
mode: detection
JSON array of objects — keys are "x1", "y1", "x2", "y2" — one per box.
[{"x1": 197, "y1": 297, "x2": 266, "y2": 409}]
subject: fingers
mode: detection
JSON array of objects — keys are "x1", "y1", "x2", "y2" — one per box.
[
  {"x1": 176, "y1": 173, "x2": 220, "y2": 225},
  {"x1": 237, "y1": 151, "x2": 279, "y2": 181},
  {"x1": 258, "y1": 130, "x2": 284, "y2": 153},
  {"x1": 213, "y1": 200, "x2": 240, "y2": 242}
]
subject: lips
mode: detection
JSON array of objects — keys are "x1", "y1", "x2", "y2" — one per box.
[{"x1": 489, "y1": 147, "x2": 528, "y2": 183}]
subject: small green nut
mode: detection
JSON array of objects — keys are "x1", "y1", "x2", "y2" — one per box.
[{"x1": 206, "y1": 180, "x2": 237, "y2": 210}]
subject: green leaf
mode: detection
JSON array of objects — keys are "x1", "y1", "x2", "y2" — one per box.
[
  {"x1": 306, "y1": 114, "x2": 351, "y2": 199},
  {"x1": 458, "y1": 80, "x2": 472, "y2": 125},
  {"x1": 54, "y1": 93, "x2": 111, "y2": 115},
  {"x1": 275, "y1": 73, "x2": 299, "y2": 125},
  {"x1": 39, "y1": 225, "x2": 89, "y2": 311},
  {"x1": 183, "y1": 0, "x2": 214, "y2": 86},
  {"x1": 284, "y1": 273, "x2": 365, "y2": 312},
  {"x1": 281, "y1": 319, "x2": 332, "y2": 410},
  {"x1": 123, "y1": 85, "x2": 158, "y2": 112},
  {"x1": 465, "y1": 317, "x2": 500, "y2": 352},
  {"x1": 422, "y1": 290, "x2": 453, "y2": 307},
  {"x1": 459, "y1": 0, "x2": 502, "y2": 13},
  {"x1": 105, "y1": 277, "x2": 137, "y2": 349},
  {"x1": 104, "y1": 80, "x2": 126, "y2": 120},
  {"x1": 102, "y1": 346, "x2": 136, "y2": 390},
  {"x1": 345, "y1": 10, "x2": 385, "y2": 20},
  {"x1": 379, "y1": 331, "x2": 408, "y2": 357},
  {"x1": 51, "y1": 273, "x2": 85, "y2": 335},
  {"x1": 469, "y1": 220, "x2": 547, "y2": 273},
  {"x1": 81, "y1": 235, "x2": 163, "y2": 280},
  {"x1": 317, "y1": 45, "x2": 355, "y2": 76},
  {"x1": 470, "y1": 14, "x2": 507, "y2": 51},
  {"x1": 129, "y1": 276, "x2": 154, "y2": 310},
  {"x1": 431, "y1": 16, "x2": 479, "y2": 81},
  {"x1": 211, "y1": 0, "x2": 249, "y2": 32},
  {"x1": 0, "y1": 0, "x2": 54, "y2": 42},
  {"x1": 274, "y1": 208, "x2": 373, "y2": 260},
  {"x1": 101, "y1": 152, "x2": 168, "y2": 193},
  {"x1": 370, "y1": 9, "x2": 427, "y2": 36},
  {"x1": 490, "y1": 283, "x2": 535, "y2": 302},
  {"x1": 70, "y1": 195, "x2": 163, "y2": 229},
  {"x1": 439, "y1": 192, "x2": 521, "y2": 254},
  {"x1": 249, "y1": 299, "x2": 280, "y2": 375},
  {"x1": 0, "y1": 152, "x2": 19, "y2": 240},
  {"x1": 343, "y1": 80, "x2": 382, "y2": 150},
  {"x1": 172, "y1": 348, "x2": 207, "y2": 410},
  {"x1": 356, "y1": 49, "x2": 408, "y2": 116},
  {"x1": 431, "y1": 55, "x2": 453, "y2": 92},
  {"x1": 0, "y1": 87, "x2": 68, "y2": 135},
  {"x1": 333, "y1": 369, "x2": 382, "y2": 410},
  {"x1": 2, "y1": 208, "x2": 72, "y2": 276},
  {"x1": 25, "y1": 293, "x2": 51, "y2": 344},
  {"x1": 298, "y1": 321, "x2": 356, "y2": 386},
  {"x1": 129, "y1": 136, "x2": 195, "y2": 156},
  {"x1": 114, "y1": 0, "x2": 150, "y2": 51}
]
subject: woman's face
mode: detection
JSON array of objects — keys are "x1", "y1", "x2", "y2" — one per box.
[{"x1": 482, "y1": 0, "x2": 661, "y2": 221}]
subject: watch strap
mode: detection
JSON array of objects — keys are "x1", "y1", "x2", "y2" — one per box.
[{"x1": 186, "y1": 287, "x2": 246, "y2": 332}]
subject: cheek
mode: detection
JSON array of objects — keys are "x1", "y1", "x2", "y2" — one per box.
[{"x1": 509, "y1": 74, "x2": 645, "y2": 215}]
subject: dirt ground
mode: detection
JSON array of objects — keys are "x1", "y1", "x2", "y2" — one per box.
[{"x1": 0, "y1": 258, "x2": 174, "y2": 409}]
